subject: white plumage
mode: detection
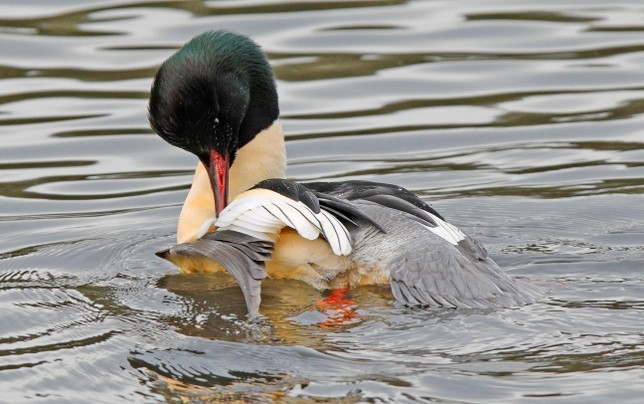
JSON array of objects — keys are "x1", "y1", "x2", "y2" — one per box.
[
  {"x1": 426, "y1": 213, "x2": 466, "y2": 245},
  {"x1": 214, "y1": 194, "x2": 353, "y2": 256}
]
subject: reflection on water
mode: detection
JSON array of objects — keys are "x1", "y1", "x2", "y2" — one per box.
[{"x1": 0, "y1": 0, "x2": 642, "y2": 401}]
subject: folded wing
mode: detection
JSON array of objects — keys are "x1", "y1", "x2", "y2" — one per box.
[{"x1": 216, "y1": 178, "x2": 387, "y2": 256}]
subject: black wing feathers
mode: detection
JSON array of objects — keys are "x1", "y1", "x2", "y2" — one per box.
[
  {"x1": 252, "y1": 179, "x2": 320, "y2": 213},
  {"x1": 253, "y1": 178, "x2": 445, "y2": 232},
  {"x1": 305, "y1": 180, "x2": 445, "y2": 224},
  {"x1": 359, "y1": 194, "x2": 437, "y2": 228},
  {"x1": 312, "y1": 191, "x2": 387, "y2": 233},
  {"x1": 252, "y1": 178, "x2": 386, "y2": 232}
]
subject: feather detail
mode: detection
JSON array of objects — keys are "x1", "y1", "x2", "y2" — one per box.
[
  {"x1": 213, "y1": 190, "x2": 354, "y2": 256},
  {"x1": 425, "y1": 213, "x2": 466, "y2": 245},
  {"x1": 318, "y1": 210, "x2": 352, "y2": 256}
]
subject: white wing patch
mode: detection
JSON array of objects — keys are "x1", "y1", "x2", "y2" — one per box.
[
  {"x1": 426, "y1": 213, "x2": 466, "y2": 245},
  {"x1": 213, "y1": 192, "x2": 353, "y2": 256}
]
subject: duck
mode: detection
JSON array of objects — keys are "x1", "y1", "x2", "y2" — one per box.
[{"x1": 149, "y1": 30, "x2": 542, "y2": 316}]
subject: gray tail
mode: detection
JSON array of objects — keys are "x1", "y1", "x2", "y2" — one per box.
[{"x1": 389, "y1": 248, "x2": 544, "y2": 309}]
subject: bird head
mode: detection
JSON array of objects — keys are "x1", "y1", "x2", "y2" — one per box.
[{"x1": 149, "y1": 30, "x2": 279, "y2": 216}]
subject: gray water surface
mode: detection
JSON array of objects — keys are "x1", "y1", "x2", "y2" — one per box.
[{"x1": 0, "y1": 0, "x2": 643, "y2": 402}]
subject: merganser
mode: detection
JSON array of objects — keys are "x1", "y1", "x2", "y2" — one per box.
[{"x1": 150, "y1": 31, "x2": 542, "y2": 316}]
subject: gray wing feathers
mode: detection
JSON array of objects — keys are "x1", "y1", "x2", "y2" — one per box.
[
  {"x1": 389, "y1": 245, "x2": 543, "y2": 309},
  {"x1": 167, "y1": 231, "x2": 273, "y2": 317}
]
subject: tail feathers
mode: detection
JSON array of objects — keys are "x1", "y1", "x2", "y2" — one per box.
[{"x1": 389, "y1": 248, "x2": 544, "y2": 309}]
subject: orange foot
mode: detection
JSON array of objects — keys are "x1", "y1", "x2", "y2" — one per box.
[{"x1": 316, "y1": 288, "x2": 361, "y2": 327}]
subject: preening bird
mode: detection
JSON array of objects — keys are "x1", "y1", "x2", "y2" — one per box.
[{"x1": 150, "y1": 31, "x2": 542, "y2": 316}]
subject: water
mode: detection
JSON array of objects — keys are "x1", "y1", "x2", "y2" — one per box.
[{"x1": 0, "y1": 0, "x2": 643, "y2": 402}]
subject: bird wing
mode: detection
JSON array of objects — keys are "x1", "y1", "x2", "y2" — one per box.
[
  {"x1": 305, "y1": 180, "x2": 466, "y2": 245},
  {"x1": 156, "y1": 230, "x2": 273, "y2": 317},
  {"x1": 388, "y1": 238, "x2": 544, "y2": 309},
  {"x1": 304, "y1": 180, "x2": 445, "y2": 219},
  {"x1": 216, "y1": 186, "x2": 356, "y2": 256},
  {"x1": 252, "y1": 178, "x2": 387, "y2": 232}
]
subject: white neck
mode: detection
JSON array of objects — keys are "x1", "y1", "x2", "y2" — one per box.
[
  {"x1": 229, "y1": 120, "x2": 286, "y2": 198},
  {"x1": 177, "y1": 120, "x2": 286, "y2": 243}
]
